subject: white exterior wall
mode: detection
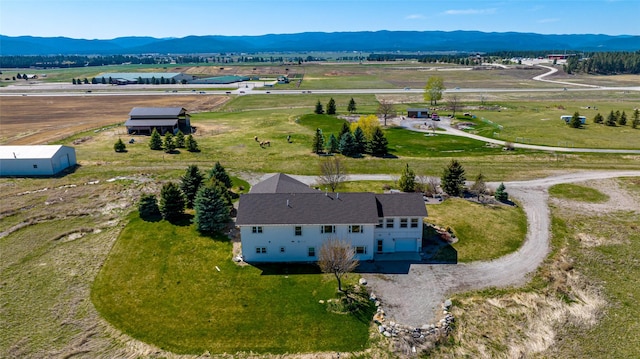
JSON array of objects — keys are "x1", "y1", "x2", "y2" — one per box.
[
  {"x1": 0, "y1": 146, "x2": 76, "y2": 176},
  {"x1": 241, "y1": 223, "x2": 375, "y2": 262},
  {"x1": 373, "y1": 217, "x2": 423, "y2": 253}
]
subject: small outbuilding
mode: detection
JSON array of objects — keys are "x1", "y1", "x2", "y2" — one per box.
[
  {"x1": 0, "y1": 145, "x2": 77, "y2": 176},
  {"x1": 125, "y1": 107, "x2": 192, "y2": 135},
  {"x1": 407, "y1": 108, "x2": 431, "y2": 118}
]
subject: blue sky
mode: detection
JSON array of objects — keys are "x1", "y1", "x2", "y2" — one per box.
[{"x1": 1, "y1": 0, "x2": 638, "y2": 39}]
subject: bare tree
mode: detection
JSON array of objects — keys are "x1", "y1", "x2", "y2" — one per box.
[
  {"x1": 470, "y1": 172, "x2": 487, "y2": 202},
  {"x1": 446, "y1": 94, "x2": 462, "y2": 118},
  {"x1": 317, "y1": 156, "x2": 347, "y2": 192},
  {"x1": 377, "y1": 99, "x2": 396, "y2": 126},
  {"x1": 318, "y1": 238, "x2": 359, "y2": 293}
]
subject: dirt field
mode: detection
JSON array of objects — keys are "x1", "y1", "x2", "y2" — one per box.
[{"x1": 0, "y1": 95, "x2": 228, "y2": 145}]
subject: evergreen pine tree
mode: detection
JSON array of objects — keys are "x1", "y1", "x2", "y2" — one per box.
[
  {"x1": 618, "y1": 111, "x2": 627, "y2": 126},
  {"x1": 314, "y1": 100, "x2": 324, "y2": 114},
  {"x1": 353, "y1": 127, "x2": 366, "y2": 155},
  {"x1": 149, "y1": 128, "x2": 163, "y2": 150},
  {"x1": 163, "y1": 133, "x2": 176, "y2": 153},
  {"x1": 368, "y1": 127, "x2": 389, "y2": 156},
  {"x1": 180, "y1": 165, "x2": 204, "y2": 209},
  {"x1": 339, "y1": 132, "x2": 357, "y2": 157},
  {"x1": 326, "y1": 97, "x2": 337, "y2": 115},
  {"x1": 569, "y1": 111, "x2": 582, "y2": 128},
  {"x1": 347, "y1": 98, "x2": 357, "y2": 114},
  {"x1": 441, "y1": 159, "x2": 466, "y2": 197},
  {"x1": 208, "y1": 162, "x2": 233, "y2": 188},
  {"x1": 632, "y1": 109, "x2": 640, "y2": 129},
  {"x1": 606, "y1": 110, "x2": 617, "y2": 126},
  {"x1": 312, "y1": 128, "x2": 325, "y2": 154},
  {"x1": 339, "y1": 122, "x2": 351, "y2": 139},
  {"x1": 495, "y1": 182, "x2": 509, "y2": 202},
  {"x1": 138, "y1": 193, "x2": 161, "y2": 221},
  {"x1": 327, "y1": 133, "x2": 339, "y2": 153},
  {"x1": 398, "y1": 163, "x2": 416, "y2": 192},
  {"x1": 175, "y1": 130, "x2": 185, "y2": 148},
  {"x1": 593, "y1": 113, "x2": 604, "y2": 124},
  {"x1": 185, "y1": 134, "x2": 200, "y2": 152},
  {"x1": 113, "y1": 138, "x2": 126, "y2": 152},
  {"x1": 159, "y1": 182, "x2": 185, "y2": 221},
  {"x1": 194, "y1": 182, "x2": 231, "y2": 233}
]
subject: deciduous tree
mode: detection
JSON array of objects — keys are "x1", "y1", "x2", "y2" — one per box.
[
  {"x1": 318, "y1": 238, "x2": 359, "y2": 293},
  {"x1": 424, "y1": 76, "x2": 445, "y2": 105},
  {"x1": 377, "y1": 99, "x2": 396, "y2": 126},
  {"x1": 470, "y1": 172, "x2": 487, "y2": 202},
  {"x1": 318, "y1": 156, "x2": 347, "y2": 192}
]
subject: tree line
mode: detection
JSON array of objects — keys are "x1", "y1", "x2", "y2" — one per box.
[{"x1": 564, "y1": 52, "x2": 640, "y2": 75}]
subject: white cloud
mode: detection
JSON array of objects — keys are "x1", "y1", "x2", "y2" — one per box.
[
  {"x1": 538, "y1": 18, "x2": 560, "y2": 24},
  {"x1": 443, "y1": 8, "x2": 497, "y2": 16},
  {"x1": 406, "y1": 14, "x2": 426, "y2": 20}
]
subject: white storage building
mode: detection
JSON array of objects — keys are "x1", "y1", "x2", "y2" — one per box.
[{"x1": 0, "y1": 145, "x2": 77, "y2": 176}]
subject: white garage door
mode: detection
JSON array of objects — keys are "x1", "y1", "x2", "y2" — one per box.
[{"x1": 394, "y1": 238, "x2": 417, "y2": 252}]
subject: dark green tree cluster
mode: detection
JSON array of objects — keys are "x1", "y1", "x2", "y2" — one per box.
[
  {"x1": 149, "y1": 128, "x2": 163, "y2": 150},
  {"x1": 148, "y1": 129, "x2": 198, "y2": 152},
  {"x1": 564, "y1": 52, "x2": 640, "y2": 75},
  {"x1": 137, "y1": 163, "x2": 233, "y2": 232},
  {"x1": 441, "y1": 159, "x2": 466, "y2": 197},
  {"x1": 318, "y1": 123, "x2": 388, "y2": 157},
  {"x1": 632, "y1": 109, "x2": 640, "y2": 129},
  {"x1": 594, "y1": 110, "x2": 632, "y2": 127},
  {"x1": 568, "y1": 111, "x2": 583, "y2": 128}
]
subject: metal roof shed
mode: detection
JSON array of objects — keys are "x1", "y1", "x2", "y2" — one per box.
[{"x1": 0, "y1": 145, "x2": 77, "y2": 176}]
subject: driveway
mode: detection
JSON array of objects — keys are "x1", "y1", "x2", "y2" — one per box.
[{"x1": 358, "y1": 170, "x2": 640, "y2": 327}]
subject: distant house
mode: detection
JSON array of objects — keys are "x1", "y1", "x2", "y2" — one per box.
[
  {"x1": 236, "y1": 173, "x2": 427, "y2": 262},
  {"x1": 407, "y1": 108, "x2": 430, "y2": 118},
  {"x1": 561, "y1": 115, "x2": 586, "y2": 124},
  {"x1": 0, "y1": 145, "x2": 76, "y2": 176},
  {"x1": 125, "y1": 107, "x2": 191, "y2": 135},
  {"x1": 277, "y1": 76, "x2": 289, "y2": 84}
]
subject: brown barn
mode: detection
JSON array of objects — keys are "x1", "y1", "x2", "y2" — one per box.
[{"x1": 125, "y1": 107, "x2": 192, "y2": 135}]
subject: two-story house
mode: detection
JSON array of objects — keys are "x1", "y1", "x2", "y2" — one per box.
[{"x1": 236, "y1": 173, "x2": 427, "y2": 262}]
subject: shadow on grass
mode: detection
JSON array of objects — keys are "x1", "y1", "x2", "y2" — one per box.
[
  {"x1": 165, "y1": 213, "x2": 194, "y2": 226},
  {"x1": 253, "y1": 263, "x2": 322, "y2": 276}
]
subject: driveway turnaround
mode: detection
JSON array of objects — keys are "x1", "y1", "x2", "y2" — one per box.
[{"x1": 360, "y1": 170, "x2": 640, "y2": 327}]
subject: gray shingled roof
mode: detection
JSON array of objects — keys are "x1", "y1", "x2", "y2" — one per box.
[
  {"x1": 236, "y1": 192, "x2": 379, "y2": 225},
  {"x1": 250, "y1": 173, "x2": 319, "y2": 194},
  {"x1": 129, "y1": 107, "x2": 186, "y2": 118},
  {"x1": 375, "y1": 193, "x2": 428, "y2": 217}
]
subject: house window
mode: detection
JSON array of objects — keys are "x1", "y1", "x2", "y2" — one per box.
[
  {"x1": 400, "y1": 218, "x2": 408, "y2": 228},
  {"x1": 308, "y1": 247, "x2": 316, "y2": 257},
  {"x1": 256, "y1": 247, "x2": 267, "y2": 254},
  {"x1": 295, "y1": 226, "x2": 302, "y2": 236},
  {"x1": 411, "y1": 218, "x2": 420, "y2": 228},
  {"x1": 349, "y1": 225, "x2": 362, "y2": 233},
  {"x1": 280, "y1": 247, "x2": 286, "y2": 253},
  {"x1": 33, "y1": 164, "x2": 38, "y2": 169},
  {"x1": 252, "y1": 226, "x2": 263, "y2": 234},
  {"x1": 356, "y1": 246, "x2": 367, "y2": 254},
  {"x1": 385, "y1": 218, "x2": 394, "y2": 228},
  {"x1": 376, "y1": 219, "x2": 383, "y2": 228},
  {"x1": 321, "y1": 225, "x2": 335, "y2": 234}
]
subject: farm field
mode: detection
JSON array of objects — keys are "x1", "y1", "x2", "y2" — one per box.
[{"x1": 1, "y1": 61, "x2": 640, "y2": 357}]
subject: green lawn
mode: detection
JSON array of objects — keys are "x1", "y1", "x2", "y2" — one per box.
[
  {"x1": 426, "y1": 198, "x2": 527, "y2": 262},
  {"x1": 548, "y1": 183, "x2": 610, "y2": 203},
  {"x1": 91, "y1": 214, "x2": 374, "y2": 355}
]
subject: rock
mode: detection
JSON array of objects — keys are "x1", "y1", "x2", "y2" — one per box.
[
  {"x1": 378, "y1": 325, "x2": 385, "y2": 333},
  {"x1": 369, "y1": 293, "x2": 377, "y2": 301},
  {"x1": 383, "y1": 331, "x2": 392, "y2": 338},
  {"x1": 444, "y1": 299, "x2": 453, "y2": 309},
  {"x1": 359, "y1": 278, "x2": 368, "y2": 285},
  {"x1": 375, "y1": 300, "x2": 381, "y2": 307}
]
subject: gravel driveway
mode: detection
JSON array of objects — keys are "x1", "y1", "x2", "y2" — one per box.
[{"x1": 360, "y1": 170, "x2": 640, "y2": 327}]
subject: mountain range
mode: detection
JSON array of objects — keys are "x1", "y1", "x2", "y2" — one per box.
[{"x1": 1, "y1": 31, "x2": 638, "y2": 56}]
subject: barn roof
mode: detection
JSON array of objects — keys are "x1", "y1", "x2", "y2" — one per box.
[
  {"x1": 124, "y1": 119, "x2": 178, "y2": 127},
  {"x1": 129, "y1": 107, "x2": 186, "y2": 117},
  {"x1": 0, "y1": 145, "x2": 67, "y2": 159}
]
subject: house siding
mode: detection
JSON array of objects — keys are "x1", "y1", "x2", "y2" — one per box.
[{"x1": 241, "y1": 223, "x2": 375, "y2": 262}]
